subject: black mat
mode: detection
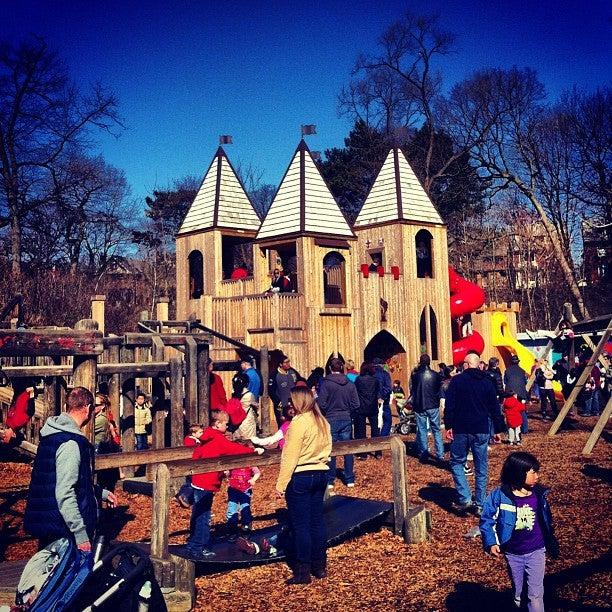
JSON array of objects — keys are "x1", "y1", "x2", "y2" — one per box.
[{"x1": 171, "y1": 495, "x2": 392, "y2": 569}]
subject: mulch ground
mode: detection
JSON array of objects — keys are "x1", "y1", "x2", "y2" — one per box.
[{"x1": 1, "y1": 407, "x2": 610, "y2": 611}]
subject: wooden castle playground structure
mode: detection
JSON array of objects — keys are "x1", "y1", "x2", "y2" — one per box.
[{"x1": 0, "y1": 314, "x2": 430, "y2": 610}]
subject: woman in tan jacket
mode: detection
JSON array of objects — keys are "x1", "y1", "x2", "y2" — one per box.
[{"x1": 275, "y1": 387, "x2": 332, "y2": 584}]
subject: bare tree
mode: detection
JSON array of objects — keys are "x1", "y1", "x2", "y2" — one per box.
[
  {"x1": 0, "y1": 37, "x2": 121, "y2": 279},
  {"x1": 448, "y1": 67, "x2": 591, "y2": 318}
]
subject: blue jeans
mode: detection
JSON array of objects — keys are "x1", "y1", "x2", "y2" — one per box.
[
  {"x1": 226, "y1": 487, "x2": 253, "y2": 527},
  {"x1": 135, "y1": 433, "x2": 148, "y2": 450},
  {"x1": 521, "y1": 409, "x2": 529, "y2": 434},
  {"x1": 415, "y1": 408, "x2": 444, "y2": 460},
  {"x1": 505, "y1": 547, "x2": 546, "y2": 612},
  {"x1": 584, "y1": 392, "x2": 600, "y2": 415},
  {"x1": 380, "y1": 401, "x2": 392, "y2": 436},
  {"x1": 449, "y1": 433, "x2": 489, "y2": 508},
  {"x1": 285, "y1": 470, "x2": 327, "y2": 564},
  {"x1": 327, "y1": 420, "x2": 354, "y2": 485},
  {"x1": 187, "y1": 488, "x2": 214, "y2": 551}
]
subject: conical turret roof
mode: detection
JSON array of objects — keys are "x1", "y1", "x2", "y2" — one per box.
[
  {"x1": 354, "y1": 148, "x2": 443, "y2": 228},
  {"x1": 257, "y1": 140, "x2": 354, "y2": 240},
  {"x1": 178, "y1": 147, "x2": 261, "y2": 235}
]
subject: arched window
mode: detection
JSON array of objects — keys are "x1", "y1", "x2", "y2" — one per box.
[
  {"x1": 323, "y1": 251, "x2": 346, "y2": 306},
  {"x1": 415, "y1": 229, "x2": 433, "y2": 278},
  {"x1": 188, "y1": 250, "x2": 204, "y2": 299},
  {"x1": 419, "y1": 305, "x2": 439, "y2": 359}
]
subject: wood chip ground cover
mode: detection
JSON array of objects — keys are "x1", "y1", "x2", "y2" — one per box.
[{"x1": 1, "y1": 412, "x2": 610, "y2": 611}]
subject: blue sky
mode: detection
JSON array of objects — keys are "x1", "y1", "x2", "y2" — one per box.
[{"x1": 2, "y1": 0, "x2": 611, "y2": 203}]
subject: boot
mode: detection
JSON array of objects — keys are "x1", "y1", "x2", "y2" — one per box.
[
  {"x1": 286, "y1": 562, "x2": 312, "y2": 585},
  {"x1": 311, "y1": 558, "x2": 327, "y2": 579}
]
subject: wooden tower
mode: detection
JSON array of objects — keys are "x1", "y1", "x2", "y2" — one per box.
[
  {"x1": 351, "y1": 147, "x2": 452, "y2": 380},
  {"x1": 175, "y1": 142, "x2": 452, "y2": 386}
]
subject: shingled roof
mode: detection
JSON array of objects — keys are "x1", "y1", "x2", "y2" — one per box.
[
  {"x1": 257, "y1": 139, "x2": 354, "y2": 240},
  {"x1": 354, "y1": 148, "x2": 443, "y2": 228},
  {"x1": 178, "y1": 147, "x2": 261, "y2": 235}
]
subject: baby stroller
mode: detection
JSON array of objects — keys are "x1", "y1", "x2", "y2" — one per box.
[
  {"x1": 15, "y1": 538, "x2": 166, "y2": 611},
  {"x1": 390, "y1": 399, "x2": 416, "y2": 435}
]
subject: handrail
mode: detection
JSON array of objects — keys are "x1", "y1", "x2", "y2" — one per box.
[{"x1": 95, "y1": 436, "x2": 407, "y2": 472}]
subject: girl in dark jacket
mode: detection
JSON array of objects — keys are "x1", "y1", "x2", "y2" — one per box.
[{"x1": 354, "y1": 363, "x2": 381, "y2": 459}]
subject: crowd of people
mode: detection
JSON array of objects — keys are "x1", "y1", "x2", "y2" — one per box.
[{"x1": 4, "y1": 343, "x2": 609, "y2": 603}]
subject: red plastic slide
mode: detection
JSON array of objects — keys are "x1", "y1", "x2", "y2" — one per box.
[{"x1": 449, "y1": 266, "x2": 486, "y2": 365}]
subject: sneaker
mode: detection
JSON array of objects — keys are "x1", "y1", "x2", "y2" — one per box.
[
  {"x1": 419, "y1": 454, "x2": 430, "y2": 464},
  {"x1": 464, "y1": 465, "x2": 474, "y2": 476},
  {"x1": 451, "y1": 501, "x2": 476, "y2": 514},
  {"x1": 466, "y1": 452, "x2": 474, "y2": 461},
  {"x1": 260, "y1": 538, "x2": 271, "y2": 556},
  {"x1": 346, "y1": 482, "x2": 355, "y2": 488},
  {"x1": 326, "y1": 485, "x2": 335, "y2": 497},
  {"x1": 236, "y1": 536, "x2": 259, "y2": 555},
  {"x1": 374, "y1": 451, "x2": 383, "y2": 459}
]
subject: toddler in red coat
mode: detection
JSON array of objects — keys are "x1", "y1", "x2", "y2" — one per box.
[{"x1": 503, "y1": 392, "x2": 526, "y2": 446}]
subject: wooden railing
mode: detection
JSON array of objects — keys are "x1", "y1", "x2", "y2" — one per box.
[
  {"x1": 217, "y1": 277, "x2": 256, "y2": 298},
  {"x1": 211, "y1": 293, "x2": 305, "y2": 338},
  {"x1": 97, "y1": 435, "x2": 429, "y2": 608}
]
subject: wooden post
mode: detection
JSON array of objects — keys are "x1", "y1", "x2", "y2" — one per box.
[
  {"x1": 151, "y1": 463, "x2": 171, "y2": 560},
  {"x1": 74, "y1": 319, "x2": 99, "y2": 443},
  {"x1": 151, "y1": 336, "x2": 167, "y2": 449},
  {"x1": 156, "y1": 298, "x2": 169, "y2": 323},
  {"x1": 170, "y1": 357, "x2": 184, "y2": 447},
  {"x1": 120, "y1": 345, "x2": 136, "y2": 477},
  {"x1": 197, "y1": 342, "x2": 210, "y2": 426},
  {"x1": 582, "y1": 396, "x2": 612, "y2": 456},
  {"x1": 389, "y1": 435, "x2": 408, "y2": 537},
  {"x1": 90, "y1": 295, "x2": 106, "y2": 335},
  {"x1": 260, "y1": 346, "x2": 271, "y2": 435},
  {"x1": 107, "y1": 342, "x2": 121, "y2": 430},
  {"x1": 43, "y1": 356, "x2": 62, "y2": 418},
  {"x1": 548, "y1": 320, "x2": 612, "y2": 436},
  {"x1": 184, "y1": 337, "x2": 198, "y2": 424}
]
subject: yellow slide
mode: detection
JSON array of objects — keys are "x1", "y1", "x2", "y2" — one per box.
[{"x1": 491, "y1": 311, "x2": 562, "y2": 394}]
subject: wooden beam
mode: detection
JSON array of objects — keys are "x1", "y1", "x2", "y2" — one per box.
[
  {"x1": 170, "y1": 357, "x2": 184, "y2": 448},
  {"x1": 582, "y1": 396, "x2": 612, "y2": 456},
  {"x1": 96, "y1": 436, "x2": 404, "y2": 471},
  {"x1": 197, "y1": 343, "x2": 210, "y2": 426},
  {"x1": 0, "y1": 329, "x2": 103, "y2": 357},
  {"x1": 151, "y1": 337, "x2": 167, "y2": 450},
  {"x1": 259, "y1": 346, "x2": 271, "y2": 435},
  {"x1": 184, "y1": 337, "x2": 198, "y2": 424},
  {"x1": 120, "y1": 346, "x2": 136, "y2": 477},
  {"x1": 151, "y1": 463, "x2": 171, "y2": 560},
  {"x1": 74, "y1": 319, "x2": 99, "y2": 443},
  {"x1": 548, "y1": 320, "x2": 612, "y2": 436},
  {"x1": 190, "y1": 322, "x2": 260, "y2": 357},
  {"x1": 390, "y1": 435, "x2": 409, "y2": 538}
]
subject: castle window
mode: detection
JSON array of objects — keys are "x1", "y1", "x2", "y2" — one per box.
[
  {"x1": 415, "y1": 229, "x2": 433, "y2": 278},
  {"x1": 419, "y1": 305, "x2": 439, "y2": 359},
  {"x1": 188, "y1": 250, "x2": 204, "y2": 299},
  {"x1": 323, "y1": 251, "x2": 346, "y2": 306}
]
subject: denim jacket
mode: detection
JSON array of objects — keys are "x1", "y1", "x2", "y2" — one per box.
[{"x1": 479, "y1": 484, "x2": 559, "y2": 557}]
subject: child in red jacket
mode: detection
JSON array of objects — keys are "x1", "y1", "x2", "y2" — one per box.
[
  {"x1": 186, "y1": 410, "x2": 262, "y2": 560},
  {"x1": 175, "y1": 423, "x2": 204, "y2": 508},
  {"x1": 503, "y1": 392, "x2": 526, "y2": 446},
  {"x1": 1, "y1": 382, "x2": 35, "y2": 445}
]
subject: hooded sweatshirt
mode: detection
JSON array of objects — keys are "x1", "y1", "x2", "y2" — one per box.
[
  {"x1": 191, "y1": 426, "x2": 254, "y2": 491},
  {"x1": 444, "y1": 368, "x2": 505, "y2": 435},
  {"x1": 25, "y1": 413, "x2": 108, "y2": 545},
  {"x1": 317, "y1": 373, "x2": 360, "y2": 421}
]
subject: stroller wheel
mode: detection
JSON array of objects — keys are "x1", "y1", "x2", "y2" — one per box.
[{"x1": 399, "y1": 422, "x2": 412, "y2": 435}]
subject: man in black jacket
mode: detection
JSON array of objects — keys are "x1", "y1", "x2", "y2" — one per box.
[
  {"x1": 444, "y1": 354, "x2": 505, "y2": 514},
  {"x1": 410, "y1": 354, "x2": 444, "y2": 464},
  {"x1": 318, "y1": 358, "x2": 360, "y2": 491}
]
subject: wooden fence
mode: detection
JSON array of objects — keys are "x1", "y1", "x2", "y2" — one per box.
[{"x1": 96, "y1": 435, "x2": 429, "y2": 610}]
